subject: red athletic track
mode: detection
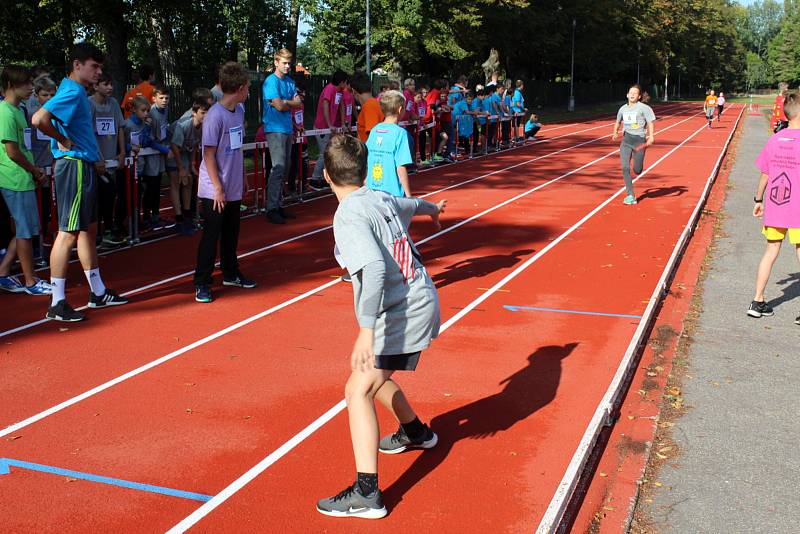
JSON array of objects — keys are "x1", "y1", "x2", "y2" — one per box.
[{"x1": 0, "y1": 102, "x2": 738, "y2": 532}]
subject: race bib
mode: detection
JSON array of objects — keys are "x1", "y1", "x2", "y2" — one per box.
[
  {"x1": 130, "y1": 131, "x2": 141, "y2": 146},
  {"x1": 23, "y1": 128, "x2": 32, "y2": 150},
  {"x1": 160, "y1": 123, "x2": 168, "y2": 141},
  {"x1": 418, "y1": 106, "x2": 425, "y2": 116},
  {"x1": 36, "y1": 128, "x2": 50, "y2": 141},
  {"x1": 293, "y1": 110, "x2": 303, "y2": 125},
  {"x1": 346, "y1": 104, "x2": 353, "y2": 117},
  {"x1": 622, "y1": 111, "x2": 639, "y2": 129},
  {"x1": 229, "y1": 125, "x2": 243, "y2": 150},
  {"x1": 96, "y1": 117, "x2": 115, "y2": 136},
  {"x1": 334, "y1": 92, "x2": 342, "y2": 105}
]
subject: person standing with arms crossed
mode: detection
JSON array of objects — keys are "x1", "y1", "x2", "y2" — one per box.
[
  {"x1": 612, "y1": 84, "x2": 655, "y2": 206},
  {"x1": 262, "y1": 48, "x2": 303, "y2": 225},
  {"x1": 32, "y1": 42, "x2": 128, "y2": 322}
]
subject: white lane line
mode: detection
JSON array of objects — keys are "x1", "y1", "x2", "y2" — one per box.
[
  {"x1": 0, "y1": 114, "x2": 658, "y2": 341},
  {"x1": 165, "y1": 112, "x2": 707, "y2": 534},
  {"x1": 0, "y1": 110, "x2": 701, "y2": 442}
]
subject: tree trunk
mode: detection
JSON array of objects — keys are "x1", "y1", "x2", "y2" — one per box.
[
  {"x1": 151, "y1": 16, "x2": 178, "y2": 86},
  {"x1": 61, "y1": 0, "x2": 74, "y2": 66},
  {"x1": 100, "y1": 0, "x2": 130, "y2": 100},
  {"x1": 287, "y1": 1, "x2": 301, "y2": 64}
]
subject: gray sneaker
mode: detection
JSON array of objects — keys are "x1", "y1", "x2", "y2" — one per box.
[
  {"x1": 379, "y1": 424, "x2": 438, "y2": 454},
  {"x1": 316, "y1": 482, "x2": 387, "y2": 519}
]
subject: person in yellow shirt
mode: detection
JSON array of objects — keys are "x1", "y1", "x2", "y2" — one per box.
[{"x1": 703, "y1": 90, "x2": 718, "y2": 129}]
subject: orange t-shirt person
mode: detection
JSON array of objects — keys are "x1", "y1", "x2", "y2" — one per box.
[
  {"x1": 357, "y1": 98, "x2": 383, "y2": 142},
  {"x1": 704, "y1": 94, "x2": 717, "y2": 109},
  {"x1": 773, "y1": 94, "x2": 788, "y2": 124},
  {"x1": 122, "y1": 65, "x2": 156, "y2": 118}
]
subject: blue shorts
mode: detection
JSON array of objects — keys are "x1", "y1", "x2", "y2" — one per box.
[{"x1": 0, "y1": 188, "x2": 41, "y2": 239}]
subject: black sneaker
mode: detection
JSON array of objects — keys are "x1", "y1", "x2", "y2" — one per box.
[
  {"x1": 278, "y1": 207, "x2": 296, "y2": 220},
  {"x1": 195, "y1": 285, "x2": 213, "y2": 303},
  {"x1": 223, "y1": 273, "x2": 257, "y2": 289},
  {"x1": 46, "y1": 300, "x2": 85, "y2": 322},
  {"x1": 88, "y1": 289, "x2": 129, "y2": 308},
  {"x1": 316, "y1": 482, "x2": 387, "y2": 519},
  {"x1": 379, "y1": 424, "x2": 438, "y2": 454},
  {"x1": 747, "y1": 300, "x2": 774, "y2": 318},
  {"x1": 794, "y1": 314, "x2": 800, "y2": 325},
  {"x1": 266, "y1": 210, "x2": 286, "y2": 225}
]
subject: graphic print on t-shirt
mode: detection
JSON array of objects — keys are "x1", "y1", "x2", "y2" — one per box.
[
  {"x1": 770, "y1": 172, "x2": 791, "y2": 206},
  {"x1": 622, "y1": 111, "x2": 639, "y2": 130}
]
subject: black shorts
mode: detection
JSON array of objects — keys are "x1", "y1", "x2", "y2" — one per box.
[
  {"x1": 375, "y1": 351, "x2": 421, "y2": 371},
  {"x1": 54, "y1": 157, "x2": 97, "y2": 232}
]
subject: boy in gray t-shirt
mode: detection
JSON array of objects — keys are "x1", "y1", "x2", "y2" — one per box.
[
  {"x1": 612, "y1": 84, "x2": 656, "y2": 205},
  {"x1": 316, "y1": 134, "x2": 446, "y2": 520}
]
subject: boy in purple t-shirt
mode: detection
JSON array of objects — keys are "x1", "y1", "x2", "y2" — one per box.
[
  {"x1": 193, "y1": 62, "x2": 256, "y2": 303},
  {"x1": 748, "y1": 92, "x2": 800, "y2": 323}
]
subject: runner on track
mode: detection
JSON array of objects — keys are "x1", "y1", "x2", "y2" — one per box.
[{"x1": 612, "y1": 84, "x2": 655, "y2": 205}]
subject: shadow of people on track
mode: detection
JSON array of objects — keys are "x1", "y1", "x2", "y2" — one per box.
[
  {"x1": 768, "y1": 273, "x2": 800, "y2": 310},
  {"x1": 382, "y1": 342, "x2": 579, "y2": 510},
  {"x1": 638, "y1": 186, "x2": 688, "y2": 201},
  {"x1": 431, "y1": 249, "x2": 535, "y2": 289}
]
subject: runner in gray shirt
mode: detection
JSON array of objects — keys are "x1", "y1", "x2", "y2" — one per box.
[
  {"x1": 612, "y1": 84, "x2": 655, "y2": 205},
  {"x1": 316, "y1": 134, "x2": 446, "y2": 520}
]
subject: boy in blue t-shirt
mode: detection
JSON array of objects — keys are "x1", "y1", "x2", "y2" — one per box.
[
  {"x1": 525, "y1": 114, "x2": 542, "y2": 140},
  {"x1": 32, "y1": 42, "x2": 129, "y2": 322},
  {"x1": 366, "y1": 91, "x2": 413, "y2": 198},
  {"x1": 452, "y1": 92, "x2": 475, "y2": 157},
  {"x1": 472, "y1": 90, "x2": 488, "y2": 153},
  {"x1": 512, "y1": 80, "x2": 527, "y2": 142}
]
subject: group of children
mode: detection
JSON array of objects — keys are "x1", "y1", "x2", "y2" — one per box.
[{"x1": 0, "y1": 44, "x2": 255, "y2": 317}]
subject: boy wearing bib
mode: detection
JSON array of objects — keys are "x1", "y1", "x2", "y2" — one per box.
[
  {"x1": 612, "y1": 84, "x2": 656, "y2": 205},
  {"x1": 193, "y1": 62, "x2": 256, "y2": 303},
  {"x1": 704, "y1": 90, "x2": 718, "y2": 129}
]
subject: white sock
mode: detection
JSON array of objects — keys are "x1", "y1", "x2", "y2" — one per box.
[
  {"x1": 50, "y1": 277, "x2": 66, "y2": 306},
  {"x1": 84, "y1": 268, "x2": 106, "y2": 297}
]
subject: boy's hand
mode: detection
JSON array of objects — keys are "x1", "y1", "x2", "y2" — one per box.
[
  {"x1": 611, "y1": 132, "x2": 618, "y2": 142},
  {"x1": 430, "y1": 199, "x2": 447, "y2": 230},
  {"x1": 350, "y1": 328, "x2": 375, "y2": 372},
  {"x1": 132, "y1": 144, "x2": 141, "y2": 155},
  {"x1": 95, "y1": 160, "x2": 107, "y2": 174},
  {"x1": 753, "y1": 202, "x2": 764, "y2": 218},
  {"x1": 57, "y1": 138, "x2": 73, "y2": 152},
  {"x1": 213, "y1": 185, "x2": 226, "y2": 213},
  {"x1": 117, "y1": 153, "x2": 126, "y2": 169},
  {"x1": 645, "y1": 135, "x2": 654, "y2": 147}
]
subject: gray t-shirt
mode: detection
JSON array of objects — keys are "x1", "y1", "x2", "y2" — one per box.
[
  {"x1": 211, "y1": 86, "x2": 223, "y2": 103},
  {"x1": 90, "y1": 96, "x2": 124, "y2": 160},
  {"x1": 333, "y1": 187, "x2": 441, "y2": 355},
  {"x1": 170, "y1": 117, "x2": 201, "y2": 168},
  {"x1": 144, "y1": 104, "x2": 169, "y2": 175},
  {"x1": 616, "y1": 102, "x2": 656, "y2": 137},
  {"x1": 26, "y1": 97, "x2": 53, "y2": 168}
]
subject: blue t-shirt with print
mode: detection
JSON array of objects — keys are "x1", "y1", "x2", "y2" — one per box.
[
  {"x1": 453, "y1": 100, "x2": 473, "y2": 137},
  {"x1": 485, "y1": 94, "x2": 500, "y2": 123},
  {"x1": 448, "y1": 86, "x2": 464, "y2": 108},
  {"x1": 511, "y1": 89, "x2": 525, "y2": 114},
  {"x1": 365, "y1": 122, "x2": 412, "y2": 197},
  {"x1": 471, "y1": 99, "x2": 486, "y2": 125},
  {"x1": 43, "y1": 77, "x2": 101, "y2": 162},
  {"x1": 262, "y1": 73, "x2": 297, "y2": 134}
]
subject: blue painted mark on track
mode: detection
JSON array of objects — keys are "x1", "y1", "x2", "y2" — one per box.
[
  {"x1": 0, "y1": 458, "x2": 212, "y2": 502},
  {"x1": 503, "y1": 305, "x2": 642, "y2": 319}
]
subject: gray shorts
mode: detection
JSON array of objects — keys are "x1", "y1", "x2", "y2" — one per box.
[
  {"x1": 376, "y1": 351, "x2": 422, "y2": 371},
  {"x1": 0, "y1": 188, "x2": 40, "y2": 239},
  {"x1": 54, "y1": 157, "x2": 97, "y2": 232}
]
